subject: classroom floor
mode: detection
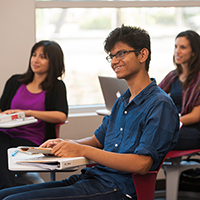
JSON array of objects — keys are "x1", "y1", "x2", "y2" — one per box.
[
  {"x1": 154, "y1": 191, "x2": 200, "y2": 200},
  {"x1": 154, "y1": 179, "x2": 200, "y2": 200},
  {"x1": 155, "y1": 198, "x2": 199, "y2": 200}
]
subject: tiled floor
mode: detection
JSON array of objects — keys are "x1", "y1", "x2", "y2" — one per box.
[
  {"x1": 154, "y1": 191, "x2": 200, "y2": 200},
  {"x1": 154, "y1": 180, "x2": 200, "y2": 200},
  {"x1": 155, "y1": 198, "x2": 199, "y2": 200}
]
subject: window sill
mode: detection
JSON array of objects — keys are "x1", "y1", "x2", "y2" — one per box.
[{"x1": 68, "y1": 104, "x2": 105, "y2": 117}]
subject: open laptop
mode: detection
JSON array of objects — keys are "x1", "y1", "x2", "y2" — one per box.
[{"x1": 96, "y1": 76, "x2": 128, "y2": 116}]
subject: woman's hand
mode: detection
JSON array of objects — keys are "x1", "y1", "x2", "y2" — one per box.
[
  {"x1": 180, "y1": 105, "x2": 200, "y2": 126},
  {"x1": 0, "y1": 109, "x2": 31, "y2": 117},
  {"x1": 1, "y1": 109, "x2": 67, "y2": 124}
]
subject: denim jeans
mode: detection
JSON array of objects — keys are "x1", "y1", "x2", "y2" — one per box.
[{"x1": 0, "y1": 174, "x2": 132, "y2": 200}]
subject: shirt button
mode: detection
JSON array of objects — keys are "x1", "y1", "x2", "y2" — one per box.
[
  {"x1": 120, "y1": 128, "x2": 123, "y2": 131},
  {"x1": 124, "y1": 111, "x2": 127, "y2": 114},
  {"x1": 115, "y1": 144, "x2": 118, "y2": 147}
]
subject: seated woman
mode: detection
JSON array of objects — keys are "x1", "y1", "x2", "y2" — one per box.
[
  {"x1": 159, "y1": 30, "x2": 200, "y2": 150},
  {"x1": 0, "y1": 40, "x2": 68, "y2": 189}
]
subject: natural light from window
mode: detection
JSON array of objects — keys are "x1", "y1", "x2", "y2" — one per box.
[{"x1": 36, "y1": 5, "x2": 200, "y2": 106}]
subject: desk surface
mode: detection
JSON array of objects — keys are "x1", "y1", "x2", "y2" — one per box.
[
  {"x1": 96, "y1": 109, "x2": 111, "y2": 116},
  {"x1": 8, "y1": 148, "x2": 88, "y2": 172},
  {"x1": 8, "y1": 148, "x2": 79, "y2": 181},
  {"x1": 8, "y1": 148, "x2": 53, "y2": 171}
]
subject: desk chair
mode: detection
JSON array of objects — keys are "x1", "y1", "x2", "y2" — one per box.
[
  {"x1": 156, "y1": 122, "x2": 200, "y2": 200},
  {"x1": 55, "y1": 120, "x2": 68, "y2": 138},
  {"x1": 15, "y1": 120, "x2": 69, "y2": 185},
  {"x1": 132, "y1": 156, "x2": 166, "y2": 200},
  {"x1": 161, "y1": 149, "x2": 200, "y2": 200},
  {"x1": 132, "y1": 122, "x2": 183, "y2": 200}
]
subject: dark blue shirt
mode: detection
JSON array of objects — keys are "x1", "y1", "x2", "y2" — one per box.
[
  {"x1": 83, "y1": 79, "x2": 179, "y2": 198},
  {"x1": 170, "y1": 77, "x2": 182, "y2": 113}
]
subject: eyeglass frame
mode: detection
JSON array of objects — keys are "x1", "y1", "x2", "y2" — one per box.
[{"x1": 106, "y1": 49, "x2": 140, "y2": 63}]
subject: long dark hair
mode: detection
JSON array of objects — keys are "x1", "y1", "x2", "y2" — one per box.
[
  {"x1": 19, "y1": 40, "x2": 65, "y2": 92},
  {"x1": 173, "y1": 30, "x2": 200, "y2": 90}
]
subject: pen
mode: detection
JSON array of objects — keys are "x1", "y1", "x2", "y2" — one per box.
[{"x1": 12, "y1": 149, "x2": 18, "y2": 157}]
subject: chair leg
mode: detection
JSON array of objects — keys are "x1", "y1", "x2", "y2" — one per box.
[
  {"x1": 50, "y1": 171, "x2": 56, "y2": 181},
  {"x1": 163, "y1": 161, "x2": 200, "y2": 200},
  {"x1": 163, "y1": 165, "x2": 180, "y2": 200}
]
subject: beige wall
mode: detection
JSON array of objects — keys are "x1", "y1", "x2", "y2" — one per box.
[{"x1": 0, "y1": 0, "x2": 35, "y2": 95}]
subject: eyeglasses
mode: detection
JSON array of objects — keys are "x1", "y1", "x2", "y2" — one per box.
[{"x1": 106, "y1": 50, "x2": 139, "y2": 63}]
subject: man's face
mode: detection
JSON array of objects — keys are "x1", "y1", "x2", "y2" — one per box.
[{"x1": 110, "y1": 42, "x2": 141, "y2": 81}]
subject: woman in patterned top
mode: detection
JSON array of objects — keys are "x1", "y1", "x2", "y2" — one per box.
[{"x1": 159, "y1": 30, "x2": 200, "y2": 150}]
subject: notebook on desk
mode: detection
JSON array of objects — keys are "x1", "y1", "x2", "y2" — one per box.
[
  {"x1": 96, "y1": 76, "x2": 128, "y2": 116},
  {"x1": 8, "y1": 148, "x2": 94, "y2": 171},
  {"x1": 0, "y1": 112, "x2": 38, "y2": 128},
  {"x1": 17, "y1": 156, "x2": 94, "y2": 171},
  {"x1": 0, "y1": 117, "x2": 38, "y2": 128}
]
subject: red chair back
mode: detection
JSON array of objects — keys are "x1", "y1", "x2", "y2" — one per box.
[
  {"x1": 55, "y1": 120, "x2": 68, "y2": 138},
  {"x1": 166, "y1": 149, "x2": 200, "y2": 159},
  {"x1": 132, "y1": 155, "x2": 166, "y2": 200}
]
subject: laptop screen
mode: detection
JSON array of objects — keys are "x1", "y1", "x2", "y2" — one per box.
[{"x1": 98, "y1": 76, "x2": 128, "y2": 111}]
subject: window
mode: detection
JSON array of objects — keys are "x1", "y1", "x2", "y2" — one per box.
[{"x1": 36, "y1": 1, "x2": 200, "y2": 106}]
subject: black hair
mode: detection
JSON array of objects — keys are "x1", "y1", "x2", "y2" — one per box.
[
  {"x1": 19, "y1": 40, "x2": 65, "y2": 92},
  {"x1": 104, "y1": 24, "x2": 151, "y2": 71}
]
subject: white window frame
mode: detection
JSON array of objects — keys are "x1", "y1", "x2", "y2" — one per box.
[
  {"x1": 35, "y1": 0, "x2": 200, "y2": 115},
  {"x1": 36, "y1": 1, "x2": 200, "y2": 8}
]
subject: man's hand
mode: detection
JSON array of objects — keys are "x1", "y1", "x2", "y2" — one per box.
[
  {"x1": 51, "y1": 140, "x2": 84, "y2": 158},
  {"x1": 40, "y1": 138, "x2": 64, "y2": 149}
]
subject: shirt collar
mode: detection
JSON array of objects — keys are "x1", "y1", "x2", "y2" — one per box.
[{"x1": 122, "y1": 78, "x2": 157, "y2": 106}]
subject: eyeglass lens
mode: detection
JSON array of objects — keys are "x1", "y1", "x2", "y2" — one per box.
[{"x1": 106, "y1": 51, "x2": 127, "y2": 62}]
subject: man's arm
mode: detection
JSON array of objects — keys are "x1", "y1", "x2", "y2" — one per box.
[
  {"x1": 51, "y1": 135, "x2": 153, "y2": 175},
  {"x1": 74, "y1": 135, "x2": 104, "y2": 149}
]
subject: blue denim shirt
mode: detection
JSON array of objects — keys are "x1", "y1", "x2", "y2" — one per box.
[{"x1": 83, "y1": 79, "x2": 179, "y2": 198}]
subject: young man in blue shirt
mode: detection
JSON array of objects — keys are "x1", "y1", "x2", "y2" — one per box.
[{"x1": 0, "y1": 25, "x2": 180, "y2": 200}]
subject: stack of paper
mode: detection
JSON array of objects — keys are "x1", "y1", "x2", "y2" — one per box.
[
  {"x1": 18, "y1": 147, "x2": 52, "y2": 154},
  {"x1": 17, "y1": 156, "x2": 94, "y2": 170}
]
